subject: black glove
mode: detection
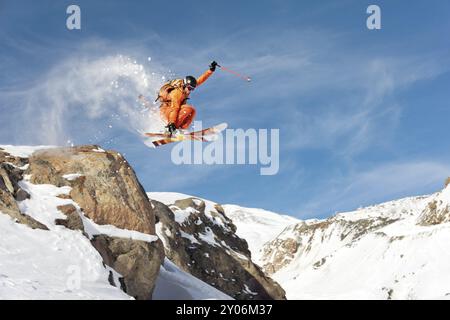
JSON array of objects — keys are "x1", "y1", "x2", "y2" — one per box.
[
  {"x1": 166, "y1": 123, "x2": 177, "y2": 137},
  {"x1": 209, "y1": 61, "x2": 219, "y2": 72}
]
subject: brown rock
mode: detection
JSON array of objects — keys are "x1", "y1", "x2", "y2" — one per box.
[
  {"x1": 15, "y1": 188, "x2": 30, "y2": 201},
  {"x1": 55, "y1": 204, "x2": 85, "y2": 233},
  {"x1": 0, "y1": 155, "x2": 47, "y2": 230},
  {"x1": 91, "y1": 235, "x2": 164, "y2": 300},
  {"x1": 418, "y1": 200, "x2": 450, "y2": 226},
  {"x1": 27, "y1": 146, "x2": 155, "y2": 235}
]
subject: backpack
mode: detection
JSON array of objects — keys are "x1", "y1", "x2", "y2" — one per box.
[{"x1": 155, "y1": 79, "x2": 185, "y2": 103}]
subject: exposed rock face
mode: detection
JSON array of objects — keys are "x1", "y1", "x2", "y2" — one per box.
[
  {"x1": 418, "y1": 184, "x2": 450, "y2": 226},
  {"x1": 27, "y1": 145, "x2": 155, "y2": 234},
  {"x1": 91, "y1": 235, "x2": 164, "y2": 300},
  {"x1": 262, "y1": 237, "x2": 298, "y2": 275},
  {"x1": 0, "y1": 148, "x2": 47, "y2": 230},
  {"x1": 152, "y1": 198, "x2": 286, "y2": 300}
]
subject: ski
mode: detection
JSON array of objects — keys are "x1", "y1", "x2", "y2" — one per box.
[
  {"x1": 145, "y1": 123, "x2": 227, "y2": 138},
  {"x1": 146, "y1": 123, "x2": 228, "y2": 147},
  {"x1": 151, "y1": 134, "x2": 202, "y2": 147}
]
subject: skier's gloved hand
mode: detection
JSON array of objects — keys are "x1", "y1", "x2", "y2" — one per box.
[
  {"x1": 166, "y1": 123, "x2": 177, "y2": 137},
  {"x1": 209, "y1": 61, "x2": 219, "y2": 72}
]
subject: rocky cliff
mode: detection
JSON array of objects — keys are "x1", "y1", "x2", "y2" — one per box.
[
  {"x1": 0, "y1": 145, "x2": 164, "y2": 300},
  {"x1": 0, "y1": 145, "x2": 284, "y2": 300},
  {"x1": 148, "y1": 193, "x2": 286, "y2": 300},
  {"x1": 28, "y1": 146, "x2": 155, "y2": 234}
]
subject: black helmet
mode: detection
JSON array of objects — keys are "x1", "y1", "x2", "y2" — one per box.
[{"x1": 184, "y1": 76, "x2": 197, "y2": 89}]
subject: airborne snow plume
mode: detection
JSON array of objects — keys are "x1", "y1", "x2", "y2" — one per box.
[{"x1": 13, "y1": 54, "x2": 167, "y2": 146}]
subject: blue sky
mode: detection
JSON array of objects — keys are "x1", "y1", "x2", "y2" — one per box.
[{"x1": 1, "y1": 0, "x2": 450, "y2": 219}]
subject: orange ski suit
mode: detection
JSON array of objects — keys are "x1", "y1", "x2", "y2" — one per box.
[{"x1": 159, "y1": 69, "x2": 214, "y2": 129}]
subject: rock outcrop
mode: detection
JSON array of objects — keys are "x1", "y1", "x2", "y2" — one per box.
[
  {"x1": 27, "y1": 145, "x2": 155, "y2": 234},
  {"x1": 0, "y1": 148, "x2": 47, "y2": 230},
  {"x1": 418, "y1": 181, "x2": 450, "y2": 226},
  {"x1": 0, "y1": 145, "x2": 164, "y2": 300},
  {"x1": 152, "y1": 197, "x2": 286, "y2": 300},
  {"x1": 91, "y1": 235, "x2": 164, "y2": 300}
]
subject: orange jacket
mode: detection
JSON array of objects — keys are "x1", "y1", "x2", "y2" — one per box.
[{"x1": 165, "y1": 69, "x2": 214, "y2": 124}]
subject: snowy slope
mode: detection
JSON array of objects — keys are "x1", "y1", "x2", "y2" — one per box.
[
  {"x1": 0, "y1": 211, "x2": 131, "y2": 299},
  {"x1": 260, "y1": 188, "x2": 450, "y2": 300},
  {"x1": 154, "y1": 259, "x2": 232, "y2": 300},
  {"x1": 222, "y1": 205, "x2": 299, "y2": 263},
  {"x1": 0, "y1": 205, "x2": 230, "y2": 300}
]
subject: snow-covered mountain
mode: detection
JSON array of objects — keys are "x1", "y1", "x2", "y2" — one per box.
[{"x1": 259, "y1": 185, "x2": 450, "y2": 299}]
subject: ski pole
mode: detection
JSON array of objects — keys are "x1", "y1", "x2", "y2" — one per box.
[{"x1": 218, "y1": 64, "x2": 252, "y2": 82}]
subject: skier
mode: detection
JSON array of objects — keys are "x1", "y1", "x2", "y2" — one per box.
[{"x1": 156, "y1": 61, "x2": 219, "y2": 136}]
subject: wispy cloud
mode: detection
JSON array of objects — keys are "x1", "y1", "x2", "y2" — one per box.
[{"x1": 159, "y1": 26, "x2": 449, "y2": 160}]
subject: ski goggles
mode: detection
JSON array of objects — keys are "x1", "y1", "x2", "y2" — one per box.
[{"x1": 186, "y1": 85, "x2": 196, "y2": 91}]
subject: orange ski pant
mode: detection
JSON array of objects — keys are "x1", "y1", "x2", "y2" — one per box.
[{"x1": 160, "y1": 104, "x2": 196, "y2": 130}]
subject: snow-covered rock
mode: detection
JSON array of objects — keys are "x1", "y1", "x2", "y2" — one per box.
[{"x1": 148, "y1": 192, "x2": 286, "y2": 300}]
